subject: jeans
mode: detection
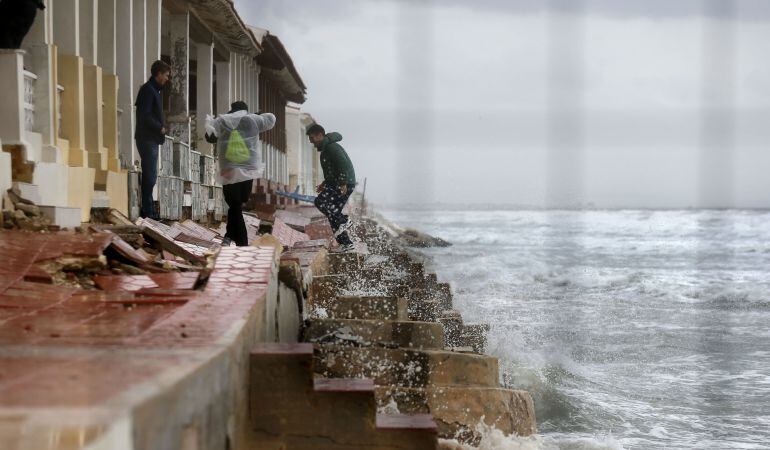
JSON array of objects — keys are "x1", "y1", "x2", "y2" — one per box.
[
  {"x1": 314, "y1": 184, "x2": 354, "y2": 246},
  {"x1": 223, "y1": 179, "x2": 254, "y2": 246},
  {"x1": 136, "y1": 140, "x2": 159, "y2": 219}
]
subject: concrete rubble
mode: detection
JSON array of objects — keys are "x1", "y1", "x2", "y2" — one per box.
[
  {"x1": 0, "y1": 195, "x2": 536, "y2": 450},
  {"x1": 299, "y1": 214, "x2": 537, "y2": 446}
]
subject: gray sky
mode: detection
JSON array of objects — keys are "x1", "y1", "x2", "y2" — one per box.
[{"x1": 235, "y1": 0, "x2": 770, "y2": 208}]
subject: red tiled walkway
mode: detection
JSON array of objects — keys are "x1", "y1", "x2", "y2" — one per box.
[{"x1": 0, "y1": 235, "x2": 277, "y2": 415}]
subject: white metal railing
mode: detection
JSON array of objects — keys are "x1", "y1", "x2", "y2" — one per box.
[
  {"x1": 159, "y1": 135, "x2": 174, "y2": 176},
  {"x1": 56, "y1": 84, "x2": 64, "y2": 138},
  {"x1": 117, "y1": 107, "x2": 125, "y2": 168},
  {"x1": 23, "y1": 70, "x2": 37, "y2": 132}
]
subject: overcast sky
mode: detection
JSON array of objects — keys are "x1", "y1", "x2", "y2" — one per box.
[{"x1": 234, "y1": 0, "x2": 770, "y2": 208}]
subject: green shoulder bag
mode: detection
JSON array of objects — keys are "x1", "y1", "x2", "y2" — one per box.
[{"x1": 224, "y1": 130, "x2": 251, "y2": 164}]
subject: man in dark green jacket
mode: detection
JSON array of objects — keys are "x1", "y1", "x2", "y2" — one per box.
[{"x1": 307, "y1": 124, "x2": 356, "y2": 252}]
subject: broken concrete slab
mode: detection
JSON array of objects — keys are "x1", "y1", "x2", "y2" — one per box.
[{"x1": 271, "y1": 217, "x2": 309, "y2": 248}]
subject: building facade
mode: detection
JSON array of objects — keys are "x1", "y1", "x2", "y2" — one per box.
[
  {"x1": 285, "y1": 106, "x2": 321, "y2": 196},
  {"x1": 0, "y1": 0, "x2": 306, "y2": 224}
]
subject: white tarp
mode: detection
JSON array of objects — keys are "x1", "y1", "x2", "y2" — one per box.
[{"x1": 205, "y1": 110, "x2": 276, "y2": 185}]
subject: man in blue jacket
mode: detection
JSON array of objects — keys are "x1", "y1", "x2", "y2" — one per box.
[{"x1": 134, "y1": 60, "x2": 171, "y2": 219}]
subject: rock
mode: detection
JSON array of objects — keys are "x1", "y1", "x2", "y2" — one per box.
[
  {"x1": 58, "y1": 255, "x2": 107, "y2": 272},
  {"x1": 7, "y1": 187, "x2": 34, "y2": 205},
  {"x1": 16, "y1": 202, "x2": 40, "y2": 217},
  {"x1": 2, "y1": 192, "x2": 15, "y2": 210},
  {"x1": 398, "y1": 228, "x2": 451, "y2": 248},
  {"x1": 16, "y1": 217, "x2": 38, "y2": 231},
  {"x1": 2, "y1": 211, "x2": 13, "y2": 229},
  {"x1": 118, "y1": 263, "x2": 146, "y2": 275},
  {"x1": 376, "y1": 386, "x2": 537, "y2": 442},
  {"x1": 13, "y1": 209, "x2": 26, "y2": 221}
]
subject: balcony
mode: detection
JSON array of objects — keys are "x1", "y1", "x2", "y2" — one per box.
[{"x1": 22, "y1": 70, "x2": 37, "y2": 132}]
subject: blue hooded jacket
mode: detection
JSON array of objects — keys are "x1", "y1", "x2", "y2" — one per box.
[{"x1": 134, "y1": 77, "x2": 165, "y2": 144}]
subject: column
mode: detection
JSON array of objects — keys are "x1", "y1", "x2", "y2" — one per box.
[
  {"x1": 79, "y1": 0, "x2": 97, "y2": 66},
  {"x1": 54, "y1": 0, "x2": 88, "y2": 167},
  {"x1": 231, "y1": 54, "x2": 240, "y2": 102},
  {"x1": 80, "y1": 0, "x2": 107, "y2": 176},
  {"x1": 196, "y1": 42, "x2": 213, "y2": 155},
  {"x1": 54, "y1": 0, "x2": 79, "y2": 56},
  {"x1": 241, "y1": 57, "x2": 247, "y2": 103},
  {"x1": 245, "y1": 60, "x2": 253, "y2": 109},
  {"x1": 23, "y1": 0, "x2": 57, "y2": 151},
  {"x1": 99, "y1": 0, "x2": 120, "y2": 172},
  {"x1": 251, "y1": 64, "x2": 259, "y2": 113},
  {"x1": 239, "y1": 56, "x2": 246, "y2": 103},
  {"x1": 145, "y1": 0, "x2": 161, "y2": 68},
  {"x1": 168, "y1": 11, "x2": 190, "y2": 144},
  {"x1": 115, "y1": 0, "x2": 134, "y2": 168},
  {"x1": 97, "y1": 0, "x2": 115, "y2": 74},
  {"x1": 131, "y1": 0, "x2": 146, "y2": 100},
  {"x1": 215, "y1": 55, "x2": 231, "y2": 116},
  {"x1": 0, "y1": 50, "x2": 27, "y2": 146}
]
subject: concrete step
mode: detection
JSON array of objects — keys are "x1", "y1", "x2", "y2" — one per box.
[
  {"x1": 314, "y1": 345, "x2": 500, "y2": 389},
  {"x1": 32, "y1": 161, "x2": 69, "y2": 207},
  {"x1": 307, "y1": 274, "x2": 346, "y2": 310},
  {"x1": 304, "y1": 318, "x2": 444, "y2": 350},
  {"x1": 11, "y1": 181, "x2": 41, "y2": 204},
  {"x1": 409, "y1": 285, "x2": 453, "y2": 310},
  {"x1": 438, "y1": 310, "x2": 464, "y2": 348},
  {"x1": 460, "y1": 323, "x2": 490, "y2": 354},
  {"x1": 329, "y1": 295, "x2": 408, "y2": 321},
  {"x1": 91, "y1": 190, "x2": 110, "y2": 209},
  {"x1": 376, "y1": 386, "x2": 537, "y2": 443},
  {"x1": 326, "y1": 252, "x2": 363, "y2": 274},
  {"x1": 38, "y1": 205, "x2": 81, "y2": 228},
  {"x1": 249, "y1": 343, "x2": 439, "y2": 449},
  {"x1": 408, "y1": 298, "x2": 442, "y2": 322}
]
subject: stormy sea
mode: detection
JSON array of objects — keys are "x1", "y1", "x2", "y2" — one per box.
[{"x1": 381, "y1": 208, "x2": 770, "y2": 450}]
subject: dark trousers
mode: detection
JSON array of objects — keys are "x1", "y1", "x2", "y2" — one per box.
[
  {"x1": 223, "y1": 179, "x2": 253, "y2": 246},
  {"x1": 136, "y1": 140, "x2": 159, "y2": 219},
  {"x1": 314, "y1": 184, "x2": 354, "y2": 245}
]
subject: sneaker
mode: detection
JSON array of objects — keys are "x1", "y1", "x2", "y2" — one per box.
[
  {"x1": 332, "y1": 243, "x2": 355, "y2": 253},
  {"x1": 221, "y1": 237, "x2": 233, "y2": 247},
  {"x1": 334, "y1": 218, "x2": 354, "y2": 238}
]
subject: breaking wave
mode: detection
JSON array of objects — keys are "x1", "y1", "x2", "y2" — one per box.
[{"x1": 383, "y1": 208, "x2": 770, "y2": 448}]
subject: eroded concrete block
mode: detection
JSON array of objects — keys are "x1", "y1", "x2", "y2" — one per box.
[
  {"x1": 248, "y1": 343, "x2": 438, "y2": 449},
  {"x1": 330, "y1": 296, "x2": 408, "y2": 321},
  {"x1": 307, "y1": 274, "x2": 346, "y2": 310},
  {"x1": 438, "y1": 310, "x2": 464, "y2": 348},
  {"x1": 304, "y1": 318, "x2": 444, "y2": 350},
  {"x1": 327, "y1": 252, "x2": 363, "y2": 274},
  {"x1": 408, "y1": 298, "x2": 442, "y2": 323},
  {"x1": 315, "y1": 345, "x2": 499, "y2": 389},
  {"x1": 376, "y1": 386, "x2": 537, "y2": 442}
]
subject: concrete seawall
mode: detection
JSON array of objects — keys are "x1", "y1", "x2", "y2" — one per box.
[{"x1": 0, "y1": 201, "x2": 536, "y2": 449}]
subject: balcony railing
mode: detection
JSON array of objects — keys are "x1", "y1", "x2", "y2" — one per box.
[
  {"x1": 23, "y1": 70, "x2": 36, "y2": 132},
  {"x1": 147, "y1": 135, "x2": 223, "y2": 221}
]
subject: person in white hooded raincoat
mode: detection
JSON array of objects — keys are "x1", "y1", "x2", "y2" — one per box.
[{"x1": 205, "y1": 101, "x2": 276, "y2": 246}]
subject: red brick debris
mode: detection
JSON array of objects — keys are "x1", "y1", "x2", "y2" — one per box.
[{"x1": 0, "y1": 203, "x2": 336, "y2": 411}]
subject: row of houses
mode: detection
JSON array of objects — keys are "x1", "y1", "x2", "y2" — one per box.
[{"x1": 0, "y1": 0, "x2": 323, "y2": 225}]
